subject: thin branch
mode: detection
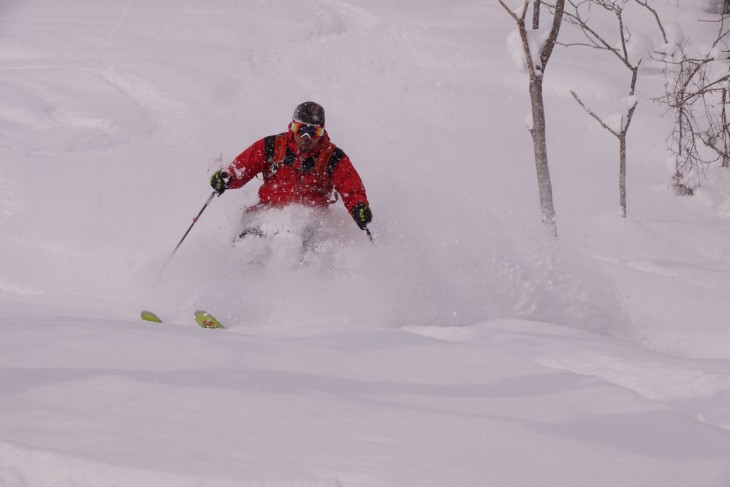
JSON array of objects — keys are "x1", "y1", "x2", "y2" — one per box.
[
  {"x1": 498, "y1": 0, "x2": 529, "y2": 22},
  {"x1": 561, "y1": 2, "x2": 635, "y2": 70},
  {"x1": 570, "y1": 90, "x2": 621, "y2": 137},
  {"x1": 634, "y1": 0, "x2": 668, "y2": 44}
]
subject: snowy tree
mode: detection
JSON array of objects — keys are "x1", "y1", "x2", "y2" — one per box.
[
  {"x1": 499, "y1": 0, "x2": 565, "y2": 238},
  {"x1": 562, "y1": 0, "x2": 665, "y2": 217},
  {"x1": 656, "y1": 10, "x2": 730, "y2": 194}
]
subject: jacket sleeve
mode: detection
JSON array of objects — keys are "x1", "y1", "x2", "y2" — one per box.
[
  {"x1": 225, "y1": 138, "x2": 268, "y2": 190},
  {"x1": 331, "y1": 153, "x2": 369, "y2": 211}
]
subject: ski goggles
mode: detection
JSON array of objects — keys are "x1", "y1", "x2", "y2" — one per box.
[{"x1": 291, "y1": 121, "x2": 325, "y2": 138}]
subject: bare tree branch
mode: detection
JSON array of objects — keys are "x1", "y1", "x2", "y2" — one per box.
[
  {"x1": 570, "y1": 91, "x2": 620, "y2": 137},
  {"x1": 634, "y1": 0, "x2": 668, "y2": 44},
  {"x1": 562, "y1": 0, "x2": 635, "y2": 70},
  {"x1": 541, "y1": 0, "x2": 566, "y2": 70},
  {"x1": 533, "y1": 0, "x2": 542, "y2": 29},
  {"x1": 498, "y1": 0, "x2": 529, "y2": 22}
]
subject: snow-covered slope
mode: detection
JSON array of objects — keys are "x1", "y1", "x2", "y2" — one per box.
[{"x1": 2, "y1": 0, "x2": 730, "y2": 485}]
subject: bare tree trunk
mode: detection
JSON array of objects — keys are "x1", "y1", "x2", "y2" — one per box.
[
  {"x1": 723, "y1": 88, "x2": 729, "y2": 168},
  {"x1": 500, "y1": 0, "x2": 563, "y2": 238},
  {"x1": 528, "y1": 76, "x2": 558, "y2": 235},
  {"x1": 619, "y1": 133, "x2": 627, "y2": 218}
]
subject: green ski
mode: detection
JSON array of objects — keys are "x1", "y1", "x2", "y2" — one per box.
[
  {"x1": 140, "y1": 309, "x2": 224, "y2": 329},
  {"x1": 141, "y1": 310, "x2": 162, "y2": 323},
  {"x1": 194, "y1": 310, "x2": 224, "y2": 329}
]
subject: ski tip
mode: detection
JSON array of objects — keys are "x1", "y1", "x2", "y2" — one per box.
[
  {"x1": 194, "y1": 310, "x2": 224, "y2": 329},
  {"x1": 141, "y1": 310, "x2": 162, "y2": 323}
]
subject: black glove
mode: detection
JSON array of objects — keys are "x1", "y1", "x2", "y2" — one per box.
[
  {"x1": 210, "y1": 170, "x2": 230, "y2": 195},
  {"x1": 351, "y1": 202, "x2": 372, "y2": 230}
]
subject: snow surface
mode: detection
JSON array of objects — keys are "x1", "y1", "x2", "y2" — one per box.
[{"x1": 2, "y1": 0, "x2": 730, "y2": 485}]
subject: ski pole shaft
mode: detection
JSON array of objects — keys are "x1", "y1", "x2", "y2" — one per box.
[
  {"x1": 365, "y1": 227, "x2": 374, "y2": 243},
  {"x1": 160, "y1": 191, "x2": 218, "y2": 274}
]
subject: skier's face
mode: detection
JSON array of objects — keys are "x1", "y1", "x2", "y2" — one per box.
[
  {"x1": 291, "y1": 121, "x2": 324, "y2": 153},
  {"x1": 293, "y1": 132, "x2": 321, "y2": 153}
]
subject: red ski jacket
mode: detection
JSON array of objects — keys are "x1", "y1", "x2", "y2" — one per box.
[{"x1": 225, "y1": 130, "x2": 368, "y2": 212}]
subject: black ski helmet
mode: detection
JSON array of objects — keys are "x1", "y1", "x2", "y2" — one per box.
[{"x1": 293, "y1": 101, "x2": 325, "y2": 127}]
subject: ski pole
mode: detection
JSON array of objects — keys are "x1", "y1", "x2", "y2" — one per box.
[
  {"x1": 365, "y1": 227, "x2": 374, "y2": 243},
  {"x1": 160, "y1": 191, "x2": 218, "y2": 274}
]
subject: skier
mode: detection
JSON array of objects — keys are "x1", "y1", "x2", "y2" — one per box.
[{"x1": 209, "y1": 101, "x2": 372, "y2": 236}]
